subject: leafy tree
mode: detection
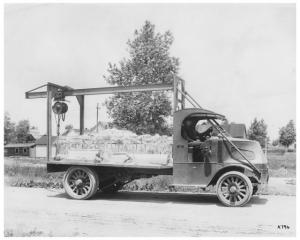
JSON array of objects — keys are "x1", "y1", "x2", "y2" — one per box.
[
  {"x1": 104, "y1": 21, "x2": 179, "y2": 135},
  {"x1": 16, "y1": 120, "x2": 35, "y2": 143},
  {"x1": 247, "y1": 118, "x2": 268, "y2": 148},
  {"x1": 4, "y1": 112, "x2": 16, "y2": 144},
  {"x1": 272, "y1": 139, "x2": 279, "y2": 146},
  {"x1": 279, "y1": 120, "x2": 296, "y2": 149}
]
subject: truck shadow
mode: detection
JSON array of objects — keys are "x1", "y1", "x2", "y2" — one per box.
[
  {"x1": 94, "y1": 191, "x2": 268, "y2": 207},
  {"x1": 51, "y1": 191, "x2": 268, "y2": 207},
  {"x1": 94, "y1": 191, "x2": 221, "y2": 205}
]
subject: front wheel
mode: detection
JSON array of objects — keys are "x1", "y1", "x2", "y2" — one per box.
[
  {"x1": 216, "y1": 171, "x2": 253, "y2": 207},
  {"x1": 63, "y1": 166, "x2": 99, "y2": 200}
]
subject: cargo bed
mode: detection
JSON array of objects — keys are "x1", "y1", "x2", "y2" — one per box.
[{"x1": 47, "y1": 160, "x2": 173, "y2": 175}]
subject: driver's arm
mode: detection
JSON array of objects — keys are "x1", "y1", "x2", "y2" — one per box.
[{"x1": 188, "y1": 140, "x2": 203, "y2": 147}]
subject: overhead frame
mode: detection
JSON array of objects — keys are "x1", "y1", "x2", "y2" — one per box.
[{"x1": 25, "y1": 75, "x2": 186, "y2": 161}]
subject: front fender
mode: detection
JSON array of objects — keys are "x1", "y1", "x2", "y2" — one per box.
[{"x1": 207, "y1": 164, "x2": 259, "y2": 187}]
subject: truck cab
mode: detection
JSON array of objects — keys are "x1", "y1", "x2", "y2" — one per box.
[{"x1": 172, "y1": 108, "x2": 269, "y2": 206}]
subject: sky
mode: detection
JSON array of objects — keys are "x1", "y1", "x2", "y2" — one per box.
[{"x1": 4, "y1": 3, "x2": 295, "y2": 140}]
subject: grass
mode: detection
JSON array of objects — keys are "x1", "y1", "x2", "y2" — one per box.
[
  {"x1": 4, "y1": 228, "x2": 51, "y2": 237},
  {"x1": 267, "y1": 152, "x2": 296, "y2": 178},
  {"x1": 4, "y1": 157, "x2": 63, "y2": 188},
  {"x1": 4, "y1": 151, "x2": 296, "y2": 193}
]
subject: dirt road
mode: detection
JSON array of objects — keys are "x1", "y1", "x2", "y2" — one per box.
[{"x1": 4, "y1": 186, "x2": 295, "y2": 237}]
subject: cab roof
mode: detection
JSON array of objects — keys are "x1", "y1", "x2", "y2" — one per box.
[{"x1": 177, "y1": 108, "x2": 225, "y2": 120}]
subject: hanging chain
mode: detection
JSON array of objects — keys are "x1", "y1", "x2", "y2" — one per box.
[{"x1": 54, "y1": 112, "x2": 62, "y2": 136}]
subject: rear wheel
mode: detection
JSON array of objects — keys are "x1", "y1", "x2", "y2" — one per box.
[
  {"x1": 63, "y1": 166, "x2": 99, "y2": 200},
  {"x1": 216, "y1": 171, "x2": 253, "y2": 207}
]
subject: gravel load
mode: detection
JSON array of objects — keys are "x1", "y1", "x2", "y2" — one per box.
[{"x1": 54, "y1": 128, "x2": 173, "y2": 166}]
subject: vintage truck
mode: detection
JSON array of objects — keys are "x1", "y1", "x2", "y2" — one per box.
[{"x1": 25, "y1": 76, "x2": 269, "y2": 207}]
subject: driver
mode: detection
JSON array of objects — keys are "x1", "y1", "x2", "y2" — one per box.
[
  {"x1": 196, "y1": 120, "x2": 213, "y2": 141},
  {"x1": 188, "y1": 120, "x2": 213, "y2": 162},
  {"x1": 188, "y1": 120, "x2": 213, "y2": 147}
]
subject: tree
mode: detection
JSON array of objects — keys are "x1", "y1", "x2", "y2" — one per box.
[
  {"x1": 272, "y1": 139, "x2": 279, "y2": 146},
  {"x1": 4, "y1": 112, "x2": 16, "y2": 144},
  {"x1": 247, "y1": 118, "x2": 268, "y2": 148},
  {"x1": 16, "y1": 120, "x2": 34, "y2": 143},
  {"x1": 279, "y1": 120, "x2": 296, "y2": 149},
  {"x1": 104, "y1": 21, "x2": 179, "y2": 135}
]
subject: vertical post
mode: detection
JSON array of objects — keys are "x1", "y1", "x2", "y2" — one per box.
[
  {"x1": 181, "y1": 79, "x2": 185, "y2": 109},
  {"x1": 96, "y1": 103, "x2": 99, "y2": 133},
  {"x1": 80, "y1": 96, "x2": 85, "y2": 135},
  {"x1": 76, "y1": 95, "x2": 85, "y2": 135},
  {"x1": 173, "y1": 75, "x2": 178, "y2": 114},
  {"x1": 46, "y1": 84, "x2": 52, "y2": 161}
]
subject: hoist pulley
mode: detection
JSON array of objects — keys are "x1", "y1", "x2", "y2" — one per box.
[
  {"x1": 52, "y1": 101, "x2": 68, "y2": 116},
  {"x1": 52, "y1": 89, "x2": 68, "y2": 136},
  {"x1": 54, "y1": 88, "x2": 65, "y2": 101},
  {"x1": 52, "y1": 101, "x2": 68, "y2": 136}
]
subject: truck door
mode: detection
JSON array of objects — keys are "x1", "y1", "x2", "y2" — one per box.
[{"x1": 173, "y1": 139, "x2": 220, "y2": 186}]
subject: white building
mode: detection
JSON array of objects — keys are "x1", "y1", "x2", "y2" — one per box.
[{"x1": 35, "y1": 135, "x2": 57, "y2": 158}]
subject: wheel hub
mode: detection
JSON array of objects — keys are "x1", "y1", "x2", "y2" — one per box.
[
  {"x1": 75, "y1": 179, "x2": 83, "y2": 186},
  {"x1": 229, "y1": 185, "x2": 237, "y2": 193}
]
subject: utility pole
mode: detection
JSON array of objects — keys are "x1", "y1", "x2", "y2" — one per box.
[{"x1": 96, "y1": 103, "x2": 100, "y2": 133}]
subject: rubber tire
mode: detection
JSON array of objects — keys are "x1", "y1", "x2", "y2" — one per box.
[
  {"x1": 63, "y1": 166, "x2": 99, "y2": 200},
  {"x1": 216, "y1": 171, "x2": 253, "y2": 207},
  {"x1": 252, "y1": 186, "x2": 258, "y2": 195}
]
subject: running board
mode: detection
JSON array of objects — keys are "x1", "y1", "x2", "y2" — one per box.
[{"x1": 169, "y1": 184, "x2": 209, "y2": 191}]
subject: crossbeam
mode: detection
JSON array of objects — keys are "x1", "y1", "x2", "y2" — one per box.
[{"x1": 25, "y1": 83, "x2": 173, "y2": 99}]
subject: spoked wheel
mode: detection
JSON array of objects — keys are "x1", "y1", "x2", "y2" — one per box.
[
  {"x1": 63, "y1": 166, "x2": 99, "y2": 200},
  {"x1": 216, "y1": 171, "x2": 253, "y2": 207}
]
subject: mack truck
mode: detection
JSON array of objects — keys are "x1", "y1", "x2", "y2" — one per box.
[{"x1": 25, "y1": 76, "x2": 269, "y2": 207}]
